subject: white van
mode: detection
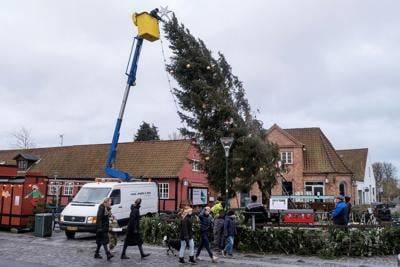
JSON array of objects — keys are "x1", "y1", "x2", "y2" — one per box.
[{"x1": 60, "y1": 181, "x2": 158, "y2": 239}]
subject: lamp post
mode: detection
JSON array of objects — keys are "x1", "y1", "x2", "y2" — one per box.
[{"x1": 220, "y1": 137, "x2": 234, "y2": 211}]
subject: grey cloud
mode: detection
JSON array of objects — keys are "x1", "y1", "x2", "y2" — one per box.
[{"x1": 0, "y1": 0, "x2": 399, "y2": 173}]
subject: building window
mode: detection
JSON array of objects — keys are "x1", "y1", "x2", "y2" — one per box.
[
  {"x1": 282, "y1": 181, "x2": 293, "y2": 196},
  {"x1": 48, "y1": 184, "x2": 58, "y2": 195},
  {"x1": 304, "y1": 182, "x2": 324, "y2": 202},
  {"x1": 339, "y1": 182, "x2": 346, "y2": 196},
  {"x1": 17, "y1": 160, "x2": 28, "y2": 171},
  {"x1": 192, "y1": 160, "x2": 201, "y2": 172},
  {"x1": 158, "y1": 183, "x2": 169, "y2": 199},
  {"x1": 280, "y1": 152, "x2": 293, "y2": 164},
  {"x1": 63, "y1": 183, "x2": 74, "y2": 196}
]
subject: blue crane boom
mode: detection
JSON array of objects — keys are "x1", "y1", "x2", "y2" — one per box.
[
  {"x1": 104, "y1": 10, "x2": 161, "y2": 181},
  {"x1": 104, "y1": 37, "x2": 144, "y2": 180}
]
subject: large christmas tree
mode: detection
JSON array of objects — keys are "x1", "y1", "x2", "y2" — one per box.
[{"x1": 163, "y1": 16, "x2": 280, "y2": 203}]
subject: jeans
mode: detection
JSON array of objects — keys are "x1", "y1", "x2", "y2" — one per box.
[
  {"x1": 224, "y1": 236, "x2": 234, "y2": 254},
  {"x1": 196, "y1": 233, "x2": 213, "y2": 258},
  {"x1": 179, "y1": 239, "x2": 194, "y2": 258}
]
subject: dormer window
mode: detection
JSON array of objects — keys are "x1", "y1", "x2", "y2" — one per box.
[
  {"x1": 192, "y1": 160, "x2": 201, "y2": 172},
  {"x1": 17, "y1": 160, "x2": 28, "y2": 171},
  {"x1": 13, "y1": 153, "x2": 39, "y2": 172}
]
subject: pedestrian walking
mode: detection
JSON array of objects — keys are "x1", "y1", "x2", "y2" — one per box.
[
  {"x1": 179, "y1": 207, "x2": 196, "y2": 264},
  {"x1": 195, "y1": 207, "x2": 218, "y2": 263},
  {"x1": 94, "y1": 198, "x2": 113, "y2": 261},
  {"x1": 332, "y1": 195, "x2": 349, "y2": 226},
  {"x1": 108, "y1": 215, "x2": 119, "y2": 253},
  {"x1": 222, "y1": 209, "x2": 236, "y2": 257},
  {"x1": 121, "y1": 198, "x2": 150, "y2": 260},
  {"x1": 213, "y1": 211, "x2": 225, "y2": 252},
  {"x1": 345, "y1": 195, "x2": 352, "y2": 225}
]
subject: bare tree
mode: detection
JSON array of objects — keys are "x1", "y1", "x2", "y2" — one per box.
[
  {"x1": 372, "y1": 162, "x2": 384, "y2": 184},
  {"x1": 382, "y1": 162, "x2": 397, "y2": 180},
  {"x1": 168, "y1": 131, "x2": 184, "y2": 140},
  {"x1": 12, "y1": 127, "x2": 35, "y2": 149}
]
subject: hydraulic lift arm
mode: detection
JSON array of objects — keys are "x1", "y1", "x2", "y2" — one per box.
[{"x1": 104, "y1": 11, "x2": 160, "y2": 180}]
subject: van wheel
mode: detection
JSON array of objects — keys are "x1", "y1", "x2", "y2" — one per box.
[{"x1": 65, "y1": 231, "x2": 75, "y2": 239}]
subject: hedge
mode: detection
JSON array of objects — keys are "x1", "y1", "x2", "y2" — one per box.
[{"x1": 140, "y1": 215, "x2": 400, "y2": 258}]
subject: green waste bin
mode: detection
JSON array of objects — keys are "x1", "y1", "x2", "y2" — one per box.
[{"x1": 34, "y1": 213, "x2": 53, "y2": 237}]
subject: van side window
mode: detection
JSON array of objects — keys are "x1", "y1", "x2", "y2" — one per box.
[{"x1": 110, "y1": 189, "x2": 121, "y2": 205}]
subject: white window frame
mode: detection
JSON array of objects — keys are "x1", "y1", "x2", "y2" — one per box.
[
  {"x1": 280, "y1": 151, "x2": 293, "y2": 164},
  {"x1": 63, "y1": 182, "x2": 74, "y2": 196},
  {"x1": 192, "y1": 159, "x2": 201, "y2": 172},
  {"x1": 158, "y1": 183, "x2": 169, "y2": 199},
  {"x1": 304, "y1": 182, "x2": 325, "y2": 197},
  {"x1": 48, "y1": 184, "x2": 58, "y2": 195}
]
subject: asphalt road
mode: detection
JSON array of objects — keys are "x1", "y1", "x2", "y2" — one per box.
[{"x1": 0, "y1": 230, "x2": 397, "y2": 267}]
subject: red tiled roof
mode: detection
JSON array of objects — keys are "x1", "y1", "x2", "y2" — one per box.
[
  {"x1": 283, "y1": 128, "x2": 351, "y2": 174},
  {"x1": 0, "y1": 140, "x2": 193, "y2": 179},
  {"x1": 337, "y1": 148, "x2": 368, "y2": 181}
]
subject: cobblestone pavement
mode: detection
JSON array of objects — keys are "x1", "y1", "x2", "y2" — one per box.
[{"x1": 0, "y1": 230, "x2": 397, "y2": 267}]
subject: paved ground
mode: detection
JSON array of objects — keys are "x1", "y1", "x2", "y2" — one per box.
[{"x1": 0, "y1": 230, "x2": 398, "y2": 267}]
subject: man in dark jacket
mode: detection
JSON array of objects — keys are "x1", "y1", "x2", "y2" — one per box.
[
  {"x1": 222, "y1": 210, "x2": 236, "y2": 257},
  {"x1": 195, "y1": 207, "x2": 218, "y2": 262},
  {"x1": 213, "y1": 211, "x2": 225, "y2": 252},
  {"x1": 345, "y1": 195, "x2": 352, "y2": 225},
  {"x1": 121, "y1": 198, "x2": 150, "y2": 260},
  {"x1": 95, "y1": 198, "x2": 113, "y2": 261},
  {"x1": 332, "y1": 195, "x2": 349, "y2": 226},
  {"x1": 244, "y1": 195, "x2": 268, "y2": 224}
]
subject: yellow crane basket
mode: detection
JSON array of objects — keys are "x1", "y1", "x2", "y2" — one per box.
[{"x1": 132, "y1": 12, "x2": 160, "y2": 42}]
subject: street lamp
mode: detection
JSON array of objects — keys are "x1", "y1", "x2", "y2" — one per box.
[{"x1": 220, "y1": 136, "x2": 234, "y2": 210}]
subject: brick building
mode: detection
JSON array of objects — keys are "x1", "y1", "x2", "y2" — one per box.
[
  {"x1": 0, "y1": 140, "x2": 211, "y2": 211},
  {"x1": 233, "y1": 124, "x2": 357, "y2": 207}
]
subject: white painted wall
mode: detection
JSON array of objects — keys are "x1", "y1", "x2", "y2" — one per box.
[{"x1": 356, "y1": 155, "x2": 377, "y2": 204}]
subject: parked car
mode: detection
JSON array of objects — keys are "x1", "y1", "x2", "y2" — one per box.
[{"x1": 60, "y1": 181, "x2": 158, "y2": 239}]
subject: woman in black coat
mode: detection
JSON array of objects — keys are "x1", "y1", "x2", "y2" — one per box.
[
  {"x1": 121, "y1": 198, "x2": 150, "y2": 259},
  {"x1": 95, "y1": 198, "x2": 113, "y2": 260}
]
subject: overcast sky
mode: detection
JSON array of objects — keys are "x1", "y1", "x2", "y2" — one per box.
[{"x1": 0, "y1": 1, "x2": 399, "y2": 173}]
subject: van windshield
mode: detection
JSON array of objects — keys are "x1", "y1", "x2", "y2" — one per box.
[{"x1": 72, "y1": 188, "x2": 111, "y2": 204}]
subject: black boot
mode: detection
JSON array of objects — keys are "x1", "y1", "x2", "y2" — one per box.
[
  {"x1": 121, "y1": 243, "x2": 129, "y2": 259},
  {"x1": 139, "y1": 244, "x2": 150, "y2": 259},
  {"x1": 94, "y1": 253, "x2": 102, "y2": 259},
  {"x1": 107, "y1": 252, "x2": 114, "y2": 261},
  {"x1": 121, "y1": 254, "x2": 130, "y2": 260},
  {"x1": 189, "y1": 256, "x2": 197, "y2": 264},
  {"x1": 179, "y1": 257, "x2": 186, "y2": 263}
]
